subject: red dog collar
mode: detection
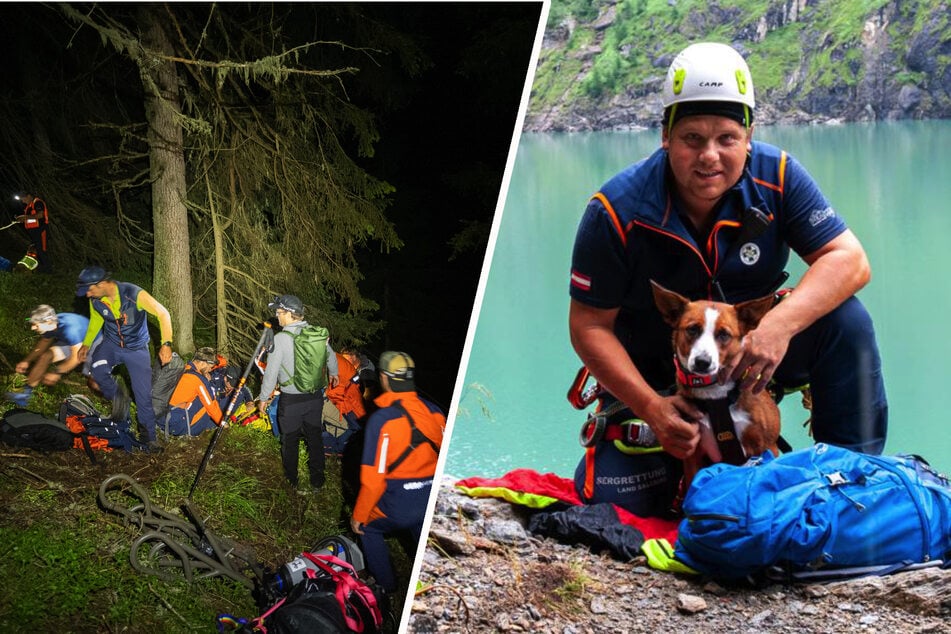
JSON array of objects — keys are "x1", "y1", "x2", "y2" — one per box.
[{"x1": 674, "y1": 355, "x2": 718, "y2": 388}]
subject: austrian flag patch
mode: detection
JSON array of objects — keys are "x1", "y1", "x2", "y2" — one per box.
[{"x1": 571, "y1": 270, "x2": 592, "y2": 291}]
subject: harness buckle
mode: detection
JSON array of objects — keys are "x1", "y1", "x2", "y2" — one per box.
[{"x1": 619, "y1": 419, "x2": 659, "y2": 447}]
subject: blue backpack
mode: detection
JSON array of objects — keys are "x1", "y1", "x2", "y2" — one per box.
[{"x1": 674, "y1": 444, "x2": 951, "y2": 580}]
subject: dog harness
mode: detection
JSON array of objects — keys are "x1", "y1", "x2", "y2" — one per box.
[
  {"x1": 673, "y1": 356, "x2": 746, "y2": 465},
  {"x1": 695, "y1": 392, "x2": 747, "y2": 465}
]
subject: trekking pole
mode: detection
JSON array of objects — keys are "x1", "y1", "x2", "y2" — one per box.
[
  {"x1": 0, "y1": 220, "x2": 18, "y2": 231},
  {"x1": 188, "y1": 321, "x2": 273, "y2": 499}
]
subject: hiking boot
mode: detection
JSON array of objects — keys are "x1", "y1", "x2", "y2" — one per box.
[
  {"x1": 146, "y1": 440, "x2": 165, "y2": 454},
  {"x1": 111, "y1": 382, "x2": 131, "y2": 421},
  {"x1": 4, "y1": 386, "x2": 33, "y2": 408}
]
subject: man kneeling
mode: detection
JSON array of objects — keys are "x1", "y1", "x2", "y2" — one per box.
[{"x1": 165, "y1": 347, "x2": 225, "y2": 437}]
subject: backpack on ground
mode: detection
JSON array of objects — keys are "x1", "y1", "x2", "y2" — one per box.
[
  {"x1": 259, "y1": 553, "x2": 382, "y2": 634},
  {"x1": 58, "y1": 394, "x2": 146, "y2": 453},
  {"x1": 673, "y1": 443, "x2": 951, "y2": 581},
  {"x1": 152, "y1": 352, "x2": 185, "y2": 420},
  {"x1": 280, "y1": 325, "x2": 330, "y2": 394},
  {"x1": 58, "y1": 394, "x2": 102, "y2": 420},
  {"x1": 1, "y1": 408, "x2": 77, "y2": 452},
  {"x1": 224, "y1": 535, "x2": 383, "y2": 634},
  {"x1": 65, "y1": 415, "x2": 145, "y2": 453}
]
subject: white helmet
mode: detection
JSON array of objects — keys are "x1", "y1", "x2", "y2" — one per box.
[{"x1": 662, "y1": 42, "x2": 755, "y2": 110}]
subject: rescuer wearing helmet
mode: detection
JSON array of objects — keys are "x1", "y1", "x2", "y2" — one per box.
[
  {"x1": 14, "y1": 192, "x2": 52, "y2": 273},
  {"x1": 76, "y1": 265, "x2": 175, "y2": 451},
  {"x1": 568, "y1": 42, "x2": 887, "y2": 516}
]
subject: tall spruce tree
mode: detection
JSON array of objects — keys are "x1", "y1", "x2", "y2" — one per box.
[{"x1": 57, "y1": 3, "x2": 403, "y2": 358}]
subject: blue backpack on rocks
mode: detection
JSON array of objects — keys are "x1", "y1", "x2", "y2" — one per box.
[{"x1": 674, "y1": 444, "x2": 951, "y2": 581}]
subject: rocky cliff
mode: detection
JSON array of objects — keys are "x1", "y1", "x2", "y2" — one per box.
[{"x1": 525, "y1": 0, "x2": 951, "y2": 132}]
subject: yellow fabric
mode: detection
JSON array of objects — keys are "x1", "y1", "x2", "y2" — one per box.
[
  {"x1": 230, "y1": 401, "x2": 272, "y2": 432},
  {"x1": 244, "y1": 414, "x2": 272, "y2": 432},
  {"x1": 642, "y1": 538, "x2": 698, "y2": 575},
  {"x1": 454, "y1": 485, "x2": 561, "y2": 509},
  {"x1": 612, "y1": 440, "x2": 665, "y2": 456}
]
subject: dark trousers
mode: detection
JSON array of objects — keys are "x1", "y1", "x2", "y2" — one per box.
[
  {"x1": 89, "y1": 344, "x2": 157, "y2": 441},
  {"x1": 773, "y1": 296, "x2": 888, "y2": 454},
  {"x1": 574, "y1": 442, "x2": 683, "y2": 518},
  {"x1": 165, "y1": 406, "x2": 216, "y2": 437},
  {"x1": 26, "y1": 226, "x2": 51, "y2": 272},
  {"x1": 359, "y1": 480, "x2": 431, "y2": 592},
  {"x1": 278, "y1": 392, "x2": 325, "y2": 488}
]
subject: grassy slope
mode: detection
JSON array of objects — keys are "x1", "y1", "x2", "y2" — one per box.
[{"x1": 0, "y1": 272, "x2": 407, "y2": 632}]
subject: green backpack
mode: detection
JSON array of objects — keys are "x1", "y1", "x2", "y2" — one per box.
[{"x1": 281, "y1": 325, "x2": 330, "y2": 393}]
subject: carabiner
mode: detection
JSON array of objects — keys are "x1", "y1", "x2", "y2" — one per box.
[{"x1": 567, "y1": 366, "x2": 602, "y2": 410}]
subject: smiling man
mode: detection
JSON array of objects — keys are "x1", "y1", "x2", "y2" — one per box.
[{"x1": 567, "y1": 42, "x2": 888, "y2": 517}]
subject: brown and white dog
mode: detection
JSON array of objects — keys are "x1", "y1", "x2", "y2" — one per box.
[{"x1": 650, "y1": 280, "x2": 781, "y2": 492}]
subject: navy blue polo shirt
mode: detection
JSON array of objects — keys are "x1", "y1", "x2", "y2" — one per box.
[{"x1": 569, "y1": 140, "x2": 847, "y2": 387}]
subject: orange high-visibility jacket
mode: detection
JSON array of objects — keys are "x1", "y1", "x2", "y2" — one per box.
[
  {"x1": 352, "y1": 390, "x2": 445, "y2": 524},
  {"x1": 22, "y1": 197, "x2": 48, "y2": 230},
  {"x1": 325, "y1": 353, "x2": 366, "y2": 419},
  {"x1": 168, "y1": 363, "x2": 223, "y2": 428}
]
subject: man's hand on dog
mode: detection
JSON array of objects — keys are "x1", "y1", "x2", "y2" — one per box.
[
  {"x1": 641, "y1": 394, "x2": 704, "y2": 459},
  {"x1": 724, "y1": 318, "x2": 793, "y2": 394}
]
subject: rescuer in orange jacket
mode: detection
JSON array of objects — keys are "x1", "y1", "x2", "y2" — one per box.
[
  {"x1": 165, "y1": 347, "x2": 224, "y2": 437},
  {"x1": 326, "y1": 350, "x2": 367, "y2": 423},
  {"x1": 349, "y1": 351, "x2": 445, "y2": 593},
  {"x1": 324, "y1": 349, "x2": 368, "y2": 454},
  {"x1": 15, "y1": 192, "x2": 51, "y2": 273}
]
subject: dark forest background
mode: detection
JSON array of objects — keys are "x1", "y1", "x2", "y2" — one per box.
[{"x1": 0, "y1": 2, "x2": 544, "y2": 409}]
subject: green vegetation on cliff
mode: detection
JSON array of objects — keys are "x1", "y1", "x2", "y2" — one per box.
[{"x1": 531, "y1": 0, "x2": 950, "y2": 130}]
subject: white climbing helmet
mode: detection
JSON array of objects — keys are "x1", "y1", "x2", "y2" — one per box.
[{"x1": 661, "y1": 42, "x2": 755, "y2": 111}]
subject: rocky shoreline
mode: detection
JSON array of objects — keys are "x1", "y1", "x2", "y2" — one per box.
[
  {"x1": 406, "y1": 477, "x2": 950, "y2": 633},
  {"x1": 522, "y1": 97, "x2": 848, "y2": 134}
]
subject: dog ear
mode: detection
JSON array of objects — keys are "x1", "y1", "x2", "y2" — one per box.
[
  {"x1": 735, "y1": 294, "x2": 775, "y2": 332},
  {"x1": 650, "y1": 280, "x2": 689, "y2": 327}
]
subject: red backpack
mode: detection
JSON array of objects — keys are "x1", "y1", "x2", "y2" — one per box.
[{"x1": 248, "y1": 553, "x2": 383, "y2": 634}]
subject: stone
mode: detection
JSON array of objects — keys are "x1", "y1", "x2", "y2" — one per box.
[
  {"x1": 428, "y1": 528, "x2": 475, "y2": 556},
  {"x1": 750, "y1": 609, "x2": 774, "y2": 626},
  {"x1": 590, "y1": 596, "x2": 611, "y2": 614},
  {"x1": 409, "y1": 481, "x2": 951, "y2": 633},
  {"x1": 484, "y1": 519, "x2": 527, "y2": 544},
  {"x1": 676, "y1": 593, "x2": 707, "y2": 614},
  {"x1": 898, "y1": 85, "x2": 922, "y2": 112}
]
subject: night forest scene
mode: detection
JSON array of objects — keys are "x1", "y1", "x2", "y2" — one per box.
[{"x1": 0, "y1": 2, "x2": 544, "y2": 409}]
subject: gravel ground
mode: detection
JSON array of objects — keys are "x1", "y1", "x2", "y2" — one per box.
[{"x1": 405, "y1": 478, "x2": 951, "y2": 633}]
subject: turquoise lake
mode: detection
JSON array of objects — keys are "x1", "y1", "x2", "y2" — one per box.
[{"x1": 446, "y1": 120, "x2": 951, "y2": 480}]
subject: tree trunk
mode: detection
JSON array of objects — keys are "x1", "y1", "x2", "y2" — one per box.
[
  {"x1": 209, "y1": 165, "x2": 228, "y2": 355},
  {"x1": 138, "y1": 8, "x2": 194, "y2": 354}
]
